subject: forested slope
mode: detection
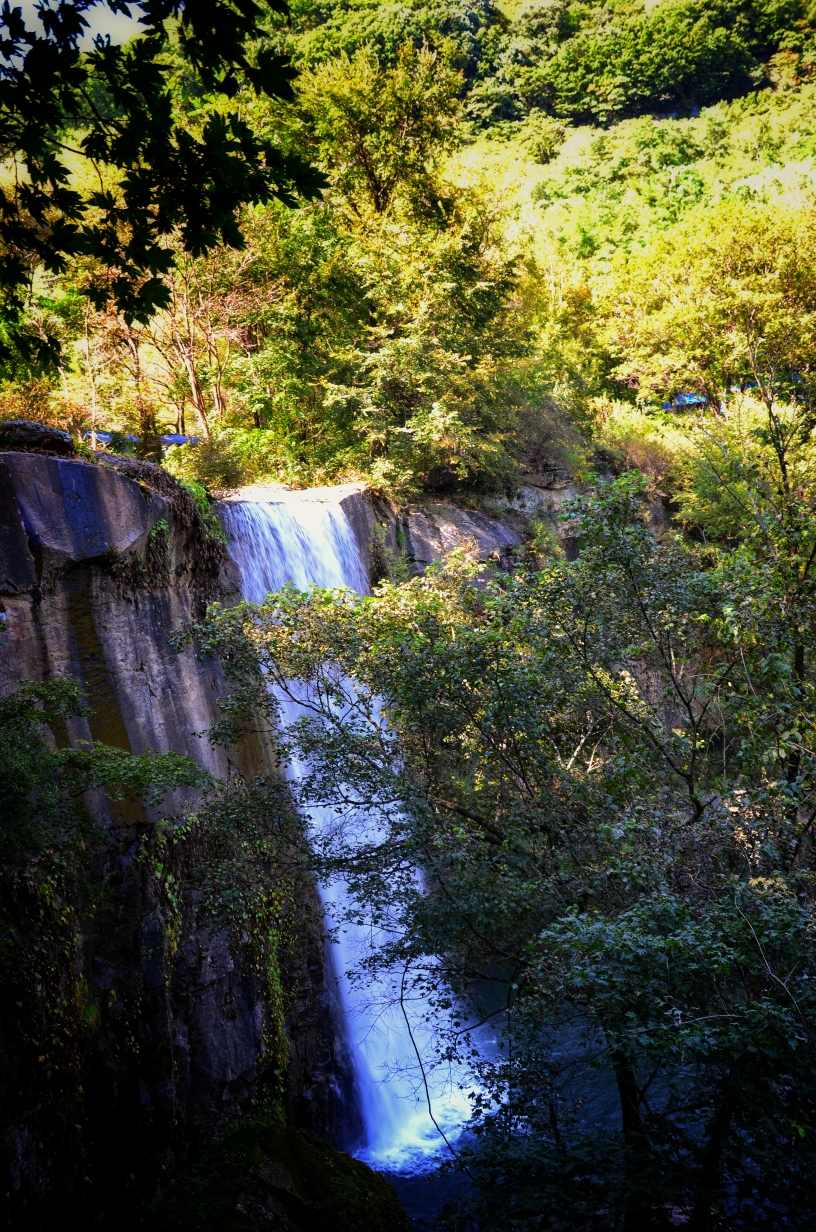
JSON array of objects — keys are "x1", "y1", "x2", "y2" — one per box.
[{"x1": 5, "y1": 0, "x2": 816, "y2": 507}]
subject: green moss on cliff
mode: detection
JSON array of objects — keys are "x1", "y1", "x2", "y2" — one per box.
[{"x1": 144, "y1": 1120, "x2": 411, "y2": 1232}]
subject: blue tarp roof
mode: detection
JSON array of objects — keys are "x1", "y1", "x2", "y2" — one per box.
[
  {"x1": 662, "y1": 393, "x2": 707, "y2": 408},
  {"x1": 83, "y1": 431, "x2": 201, "y2": 445}
]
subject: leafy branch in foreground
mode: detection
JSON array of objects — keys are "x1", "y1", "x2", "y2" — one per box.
[{"x1": 0, "y1": 0, "x2": 321, "y2": 363}]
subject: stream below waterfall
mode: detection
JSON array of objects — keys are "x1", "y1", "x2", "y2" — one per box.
[{"x1": 222, "y1": 494, "x2": 476, "y2": 1218}]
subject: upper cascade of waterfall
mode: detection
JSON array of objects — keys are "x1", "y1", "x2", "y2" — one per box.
[
  {"x1": 221, "y1": 491, "x2": 476, "y2": 1175},
  {"x1": 221, "y1": 494, "x2": 369, "y2": 601}
]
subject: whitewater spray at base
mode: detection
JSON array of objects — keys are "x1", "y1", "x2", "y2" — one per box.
[{"x1": 222, "y1": 494, "x2": 473, "y2": 1171}]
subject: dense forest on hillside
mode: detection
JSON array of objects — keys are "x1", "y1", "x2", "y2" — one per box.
[
  {"x1": 6, "y1": 0, "x2": 816, "y2": 1228},
  {"x1": 5, "y1": 0, "x2": 816, "y2": 501}
]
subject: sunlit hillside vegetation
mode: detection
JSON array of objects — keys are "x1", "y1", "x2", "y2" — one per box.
[{"x1": 4, "y1": 0, "x2": 816, "y2": 507}]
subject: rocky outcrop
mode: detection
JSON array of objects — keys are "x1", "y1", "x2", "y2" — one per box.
[
  {"x1": 401, "y1": 500, "x2": 521, "y2": 572},
  {"x1": 481, "y1": 466, "x2": 580, "y2": 556},
  {"x1": 0, "y1": 419, "x2": 75, "y2": 455},
  {"x1": 480, "y1": 465, "x2": 671, "y2": 556},
  {"x1": 0, "y1": 452, "x2": 238, "y2": 789},
  {"x1": 0, "y1": 453, "x2": 360, "y2": 1227},
  {"x1": 143, "y1": 1120, "x2": 411, "y2": 1232}
]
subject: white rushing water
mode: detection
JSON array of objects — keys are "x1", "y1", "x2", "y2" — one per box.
[{"x1": 222, "y1": 496, "x2": 473, "y2": 1172}]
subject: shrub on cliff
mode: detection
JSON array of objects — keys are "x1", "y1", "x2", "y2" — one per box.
[{"x1": 0, "y1": 674, "x2": 316, "y2": 1224}]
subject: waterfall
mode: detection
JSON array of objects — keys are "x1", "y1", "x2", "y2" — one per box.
[{"x1": 222, "y1": 495, "x2": 473, "y2": 1172}]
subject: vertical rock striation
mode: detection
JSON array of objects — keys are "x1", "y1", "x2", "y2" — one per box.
[{"x1": 0, "y1": 453, "x2": 357, "y2": 1227}]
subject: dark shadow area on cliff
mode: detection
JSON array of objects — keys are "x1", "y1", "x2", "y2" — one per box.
[{"x1": 138, "y1": 1119, "x2": 411, "y2": 1232}]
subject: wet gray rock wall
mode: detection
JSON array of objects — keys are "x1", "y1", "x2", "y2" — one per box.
[{"x1": 0, "y1": 453, "x2": 357, "y2": 1225}]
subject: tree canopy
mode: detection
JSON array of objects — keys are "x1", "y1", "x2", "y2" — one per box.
[{"x1": 191, "y1": 452, "x2": 816, "y2": 1225}]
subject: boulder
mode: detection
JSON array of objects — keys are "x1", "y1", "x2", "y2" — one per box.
[
  {"x1": 0, "y1": 419, "x2": 75, "y2": 454},
  {"x1": 0, "y1": 453, "x2": 167, "y2": 573},
  {"x1": 142, "y1": 1120, "x2": 411, "y2": 1232}
]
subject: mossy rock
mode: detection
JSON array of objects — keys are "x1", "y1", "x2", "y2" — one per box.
[{"x1": 142, "y1": 1120, "x2": 412, "y2": 1232}]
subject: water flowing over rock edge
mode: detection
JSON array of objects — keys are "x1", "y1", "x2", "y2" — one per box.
[{"x1": 221, "y1": 493, "x2": 481, "y2": 1174}]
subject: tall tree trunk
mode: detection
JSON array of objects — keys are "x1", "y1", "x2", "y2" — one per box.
[
  {"x1": 180, "y1": 351, "x2": 211, "y2": 439},
  {"x1": 614, "y1": 1053, "x2": 656, "y2": 1232},
  {"x1": 126, "y1": 332, "x2": 160, "y2": 458},
  {"x1": 688, "y1": 1078, "x2": 739, "y2": 1232}
]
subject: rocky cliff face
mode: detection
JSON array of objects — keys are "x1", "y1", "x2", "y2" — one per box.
[
  {"x1": 0, "y1": 451, "x2": 238, "y2": 784},
  {"x1": 0, "y1": 453, "x2": 359, "y2": 1227},
  {"x1": 0, "y1": 456, "x2": 525, "y2": 1226}
]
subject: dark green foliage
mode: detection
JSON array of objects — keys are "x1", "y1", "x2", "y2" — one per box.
[
  {"x1": 469, "y1": 0, "x2": 814, "y2": 127},
  {"x1": 458, "y1": 882, "x2": 816, "y2": 1229},
  {"x1": 0, "y1": 678, "x2": 208, "y2": 860},
  {"x1": 0, "y1": 678, "x2": 210, "y2": 1217},
  {"x1": 0, "y1": 678, "x2": 85, "y2": 859},
  {"x1": 286, "y1": 0, "x2": 499, "y2": 76},
  {"x1": 143, "y1": 1119, "x2": 411, "y2": 1232},
  {"x1": 281, "y1": 0, "x2": 816, "y2": 128},
  {"x1": 176, "y1": 477, "x2": 228, "y2": 541},
  {"x1": 160, "y1": 774, "x2": 306, "y2": 961},
  {"x1": 0, "y1": 864, "x2": 90, "y2": 1207},
  {"x1": 190, "y1": 462, "x2": 816, "y2": 1226},
  {"x1": 0, "y1": 675, "x2": 312, "y2": 1222}
]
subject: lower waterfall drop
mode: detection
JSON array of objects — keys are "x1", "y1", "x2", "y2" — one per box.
[{"x1": 222, "y1": 495, "x2": 473, "y2": 1173}]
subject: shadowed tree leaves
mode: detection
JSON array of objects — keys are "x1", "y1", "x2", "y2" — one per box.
[
  {"x1": 0, "y1": 0, "x2": 321, "y2": 365},
  {"x1": 187, "y1": 473, "x2": 816, "y2": 1226}
]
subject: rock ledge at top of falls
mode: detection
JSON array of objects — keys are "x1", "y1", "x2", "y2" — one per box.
[
  {"x1": 216, "y1": 481, "x2": 524, "y2": 580},
  {"x1": 217, "y1": 482, "x2": 378, "y2": 579},
  {"x1": 217, "y1": 483, "x2": 365, "y2": 504}
]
